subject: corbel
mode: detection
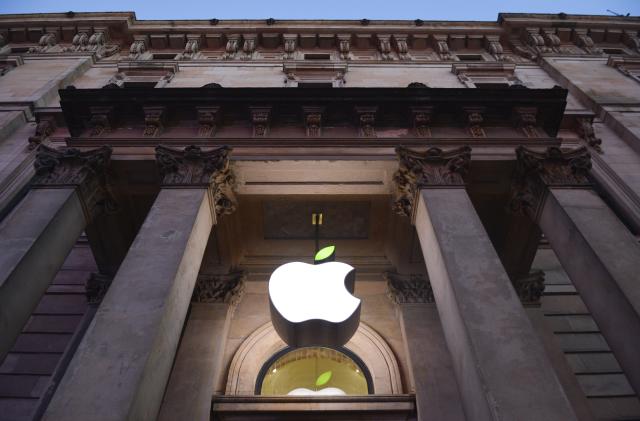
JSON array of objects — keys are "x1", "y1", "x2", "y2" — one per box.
[
  {"x1": 250, "y1": 106, "x2": 271, "y2": 137},
  {"x1": 575, "y1": 116, "x2": 603, "y2": 153},
  {"x1": 224, "y1": 34, "x2": 241, "y2": 59},
  {"x1": 196, "y1": 106, "x2": 220, "y2": 137},
  {"x1": 463, "y1": 107, "x2": 486, "y2": 138},
  {"x1": 29, "y1": 31, "x2": 59, "y2": 53},
  {"x1": 522, "y1": 27, "x2": 548, "y2": 54},
  {"x1": 303, "y1": 106, "x2": 324, "y2": 137},
  {"x1": 337, "y1": 34, "x2": 351, "y2": 60},
  {"x1": 484, "y1": 35, "x2": 505, "y2": 61},
  {"x1": 513, "y1": 107, "x2": 539, "y2": 138},
  {"x1": 410, "y1": 106, "x2": 433, "y2": 138},
  {"x1": 283, "y1": 34, "x2": 298, "y2": 60},
  {"x1": 573, "y1": 29, "x2": 602, "y2": 55},
  {"x1": 28, "y1": 115, "x2": 56, "y2": 150},
  {"x1": 393, "y1": 34, "x2": 410, "y2": 60},
  {"x1": 178, "y1": 34, "x2": 201, "y2": 60},
  {"x1": 513, "y1": 270, "x2": 545, "y2": 307},
  {"x1": 377, "y1": 34, "x2": 392, "y2": 61},
  {"x1": 242, "y1": 34, "x2": 257, "y2": 60},
  {"x1": 355, "y1": 106, "x2": 377, "y2": 138},
  {"x1": 143, "y1": 106, "x2": 166, "y2": 137},
  {"x1": 623, "y1": 30, "x2": 640, "y2": 53},
  {"x1": 431, "y1": 35, "x2": 451, "y2": 60},
  {"x1": 541, "y1": 28, "x2": 561, "y2": 52},
  {"x1": 128, "y1": 35, "x2": 148, "y2": 60},
  {"x1": 88, "y1": 106, "x2": 115, "y2": 137}
]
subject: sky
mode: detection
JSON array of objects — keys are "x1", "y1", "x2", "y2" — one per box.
[{"x1": 0, "y1": 0, "x2": 639, "y2": 21}]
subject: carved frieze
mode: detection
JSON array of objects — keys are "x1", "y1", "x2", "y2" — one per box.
[
  {"x1": 410, "y1": 106, "x2": 433, "y2": 138},
  {"x1": 576, "y1": 117, "x2": 603, "y2": 153},
  {"x1": 28, "y1": 116, "x2": 56, "y2": 150},
  {"x1": 250, "y1": 106, "x2": 271, "y2": 137},
  {"x1": 464, "y1": 107, "x2": 486, "y2": 138},
  {"x1": 393, "y1": 146, "x2": 472, "y2": 218},
  {"x1": 385, "y1": 272, "x2": 434, "y2": 304},
  {"x1": 511, "y1": 146, "x2": 592, "y2": 221},
  {"x1": 513, "y1": 107, "x2": 540, "y2": 138},
  {"x1": 85, "y1": 272, "x2": 113, "y2": 306},
  {"x1": 197, "y1": 106, "x2": 220, "y2": 137},
  {"x1": 303, "y1": 106, "x2": 324, "y2": 137},
  {"x1": 513, "y1": 270, "x2": 545, "y2": 306},
  {"x1": 192, "y1": 271, "x2": 246, "y2": 305},
  {"x1": 355, "y1": 106, "x2": 377, "y2": 138},
  {"x1": 88, "y1": 106, "x2": 114, "y2": 137},
  {"x1": 143, "y1": 106, "x2": 166, "y2": 137}
]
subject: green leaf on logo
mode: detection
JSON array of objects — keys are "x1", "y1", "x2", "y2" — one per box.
[
  {"x1": 314, "y1": 245, "x2": 335, "y2": 263},
  {"x1": 315, "y1": 371, "x2": 332, "y2": 387}
]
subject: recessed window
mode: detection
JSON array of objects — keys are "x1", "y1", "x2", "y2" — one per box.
[
  {"x1": 297, "y1": 82, "x2": 333, "y2": 88},
  {"x1": 304, "y1": 53, "x2": 331, "y2": 60},
  {"x1": 258, "y1": 347, "x2": 371, "y2": 396},
  {"x1": 152, "y1": 53, "x2": 177, "y2": 60},
  {"x1": 457, "y1": 54, "x2": 484, "y2": 62},
  {"x1": 602, "y1": 48, "x2": 625, "y2": 55}
]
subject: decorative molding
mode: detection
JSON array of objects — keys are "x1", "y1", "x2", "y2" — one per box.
[
  {"x1": 28, "y1": 116, "x2": 56, "y2": 150},
  {"x1": 576, "y1": 117, "x2": 603, "y2": 153},
  {"x1": 88, "y1": 106, "x2": 114, "y2": 137},
  {"x1": 511, "y1": 146, "x2": 592, "y2": 221},
  {"x1": 303, "y1": 106, "x2": 324, "y2": 138},
  {"x1": 85, "y1": 273, "x2": 113, "y2": 306},
  {"x1": 196, "y1": 106, "x2": 220, "y2": 137},
  {"x1": 513, "y1": 270, "x2": 545, "y2": 307},
  {"x1": 192, "y1": 271, "x2": 246, "y2": 305},
  {"x1": 143, "y1": 106, "x2": 166, "y2": 137},
  {"x1": 464, "y1": 107, "x2": 486, "y2": 138},
  {"x1": 250, "y1": 106, "x2": 271, "y2": 137},
  {"x1": 392, "y1": 146, "x2": 471, "y2": 219},
  {"x1": 513, "y1": 107, "x2": 539, "y2": 138},
  {"x1": 355, "y1": 106, "x2": 377, "y2": 138},
  {"x1": 410, "y1": 106, "x2": 433, "y2": 138},
  {"x1": 385, "y1": 272, "x2": 434, "y2": 304}
]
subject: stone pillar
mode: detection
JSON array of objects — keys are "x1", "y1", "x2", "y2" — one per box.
[
  {"x1": 43, "y1": 145, "x2": 236, "y2": 421},
  {"x1": 0, "y1": 145, "x2": 112, "y2": 360},
  {"x1": 393, "y1": 146, "x2": 576, "y2": 421},
  {"x1": 158, "y1": 271, "x2": 245, "y2": 421},
  {"x1": 385, "y1": 272, "x2": 466, "y2": 421},
  {"x1": 514, "y1": 146, "x2": 640, "y2": 396}
]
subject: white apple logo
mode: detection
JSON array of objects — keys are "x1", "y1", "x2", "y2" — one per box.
[{"x1": 268, "y1": 247, "x2": 361, "y2": 348}]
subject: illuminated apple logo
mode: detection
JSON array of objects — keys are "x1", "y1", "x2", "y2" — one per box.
[
  {"x1": 287, "y1": 371, "x2": 346, "y2": 396},
  {"x1": 269, "y1": 246, "x2": 361, "y2": 348}
]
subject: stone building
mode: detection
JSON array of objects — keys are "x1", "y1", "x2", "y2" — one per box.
[{"x1": 0, "y1": 10, "x2": 639, "y2": 421}]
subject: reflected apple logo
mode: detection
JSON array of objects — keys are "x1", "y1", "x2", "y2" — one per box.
[{"x1": 268, "y1": 246, "x2": 361, "y2": 348}]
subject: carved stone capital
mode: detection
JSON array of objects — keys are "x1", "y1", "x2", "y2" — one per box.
[
  {"x1": 393, "y1": 146, "x2": 471, "y2": 219},
  {"x1": 511, "y1": 146, "x2": 591, "y2": 220},
  {"x1": 303, "y1": 106, "x2": 324, "y2": 138},
  {"x1": 576, "y1": 117, "x2": 603, "y2": 153},
  {"x1": 355, "y1": 106, "x2": 377, "y2": 138},
  {"x1": 513, "y1": 270, "x2": 545, "y2": 307},
  {"x1": 192, "y1": 271, "x2": 246, "y2": 305},
  {"x1": 32, "y1": 145, "x2": 115, "y2": 221},
  {"x1": 385, "y1": 272, "x2": 434, "y2": 304},
  {"x1": 196, "y1": 106, "x2": 220, "y2": 137},
  {"x1": 28, "y1": 116, "x2": 56, "y2": 150},
  {"x1": 143, "y1": 106, "x2": 166, "y2": 137},
  {"x1": 250, "y1": 106, "x2": 271, "y2": 137},
  {"x1": 513, "y1": 107, "x2": 540, "y2": 138},
  {"x1": 410, "y1": 106, "x2": 433, "y2": 138},
  {"x1": 85, "y1": 272, "x2": 113, "y2": 306},
  {"x1": 88, "y1": 106, "x2": 114, "y2": 137}
]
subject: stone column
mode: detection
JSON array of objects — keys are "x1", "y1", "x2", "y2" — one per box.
[
  {"x1": 514, "y1": 146, "x2": 640, "y2": 396},
  {"x1": 0, "y1": 145, "x2": 112, "y2": 360},
  {"x1": 43, "y1": 145, "x2": 236, "y2": 421},
  {"x1": 385, "y1": 272, "x2": 465, "y2": 421},
  {"x1": 393, "y1": 146, "x2": 576, "y2": 421},
  {"x1": 158, "y1": 271, "x2": 245, "y2": 421}
]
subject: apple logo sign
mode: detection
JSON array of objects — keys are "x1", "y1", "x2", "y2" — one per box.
[{"x1": 268, "y1": 246, "x2": 361, "y2": 348}]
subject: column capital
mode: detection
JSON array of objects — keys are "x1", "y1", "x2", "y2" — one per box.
[
  {"x1": 32, "y1": 145, "x2": 115, "y2": 221},
  {"x1": 191, "y1": 271, "x2": 246, "y2": 306},
  {"x1": 392, "y1": 146, "x2": 471, "y2": 219},
  {"x1": 155, "y1": 145, "x2": 237, "y2": 215},
  {"x1": 511, "y1": 146, "x2": 591, "y2": 220},
  {"x1": 385, "y1": 272, "x2": 434, "y2": 305}
]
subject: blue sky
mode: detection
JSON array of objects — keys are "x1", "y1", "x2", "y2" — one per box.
[{"x1": 0, "y1": 0, "x2": 639, "y2": 20}]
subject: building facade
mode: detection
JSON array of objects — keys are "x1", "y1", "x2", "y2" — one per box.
[{"x1": 0, "y1": 11, "x2": 639, "y2": 421}]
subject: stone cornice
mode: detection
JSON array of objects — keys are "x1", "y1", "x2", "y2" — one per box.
[{"x1": 392, "y1": 146, "x2": 471, "y2": 219}]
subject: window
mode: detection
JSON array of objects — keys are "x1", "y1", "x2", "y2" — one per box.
[
  {"x1": 152, "y1": 53, "x2": 177, "y2": 60},
  {"x1": 258, "y1": 347, "x2": 372, "y2": 396},
  {"x1": 304, "y1": 53, "x2": 331, "y2": 60},
  {"x1": 456, "y1": 54, "x2": 484, "y2": 62}
]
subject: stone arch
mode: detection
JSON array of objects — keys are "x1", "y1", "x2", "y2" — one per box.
[{"x1": 225, "y1": 321, "x2": 403, "y2": 395}]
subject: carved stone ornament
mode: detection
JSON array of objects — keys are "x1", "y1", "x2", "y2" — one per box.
[
  {"x1": 377, "y1": 34, "x2": 392, "y2": 61},
  {"x1": 88, "y1": 106, "x2": 114, "y2": 137},
  {"x1": 523, "y1": 28, "x2": 549, "y2": 55},
  {"x1": 465, "y1": 108, "x2": 486, "y2": 138},
  {"x1": 394, "y1": 35, "x2": 410, "y2": 61},
  {"x1": 250, "y1": 106, "x2": 271, "y2": 137},
  {"x1": 574, "y1": 29, "x2": 602, "y2": 55},
  {"x1": 224, "y1": 35, "x2": 241, "y2": 59},
  {"x1": 513, "y1": 107, "x2": 540, "y2": 138},
  {"x1": 178, "y1": 36, "x2": 201, "y2": 60},
  {"x1": 411, "y1": 106, "x2": 433, "y2": 138},
  {"x1": 143, "y1": 106, "x2": 166, "y2": 137},
  {"x1": 192, "y1": 271, "x2": 246, "y2": 305},
  {"x1": 485, "y1": 35, "x2": 508, "y2": 61},
  {"x1": 385, "y1": 272, "x2": 434, "y2": 304},
  {"x1": 155, "y1": 145, "x2": 237, "y2": 215},
  {"x1": 128, "y1": 38, "x2": 147, "y2": 60},
  {"x1": 433, "y1": 35, "x2": 451, "y2": 60},
  {"x1": 510, "y1": 146, "x2": 592, "y2": 220},
  {"x1": 196, "y1": 106, "x2": 220, "y2": 137},
  {"x1": 303, "y1": 106, "x2": 324, "y2": 137},
  {"x1": 242, "y1": 35, "x2": 257, "y2": 60},
  {"x1": 28, "y1": 117, "x2": 56, "y2": 150},
  {"x1": 283, "y1": 35, "x2": 297, "y2": 60},
  {"x1": 513, "y1": 270, "x2": 545, "y2": 306},
  {"x1": 85, "y1": 272, "x2": 113, "y2": 306},
  {"x1": 29, "y1": 32, "x2": 60, "y2": 53},
  {"x1": 337, "y1": 34, "x2": 351, "y2": 60},
  {"x1": 576, "y1": 117, "x2": 603, "y2": 153},
  {"x1": 623, "y1": 30, "x2": 640, "y2": 53},
  {"x1": 355, "y1": 106, "x2": 377, "y2": 138},
  {"x1": 32, "y1": 145, "x2": 115, "y2": 221},
  {"x1": 392, "y1": 146, "x2": 472, "y2": 219}
]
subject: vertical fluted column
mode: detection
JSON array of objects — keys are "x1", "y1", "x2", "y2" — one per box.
[
  {"x1": 44, "y1": 145, "x2": 236, "y2": 421},
  {"x1": 513, "y1": 146, "x2": 640, "y2": 396},
  {"x1": 393, "y1": 146, "x2": 576, "y2": 421},
  {"x1": 0, "y1": 145, "x2": 112, "y2": 360}
]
